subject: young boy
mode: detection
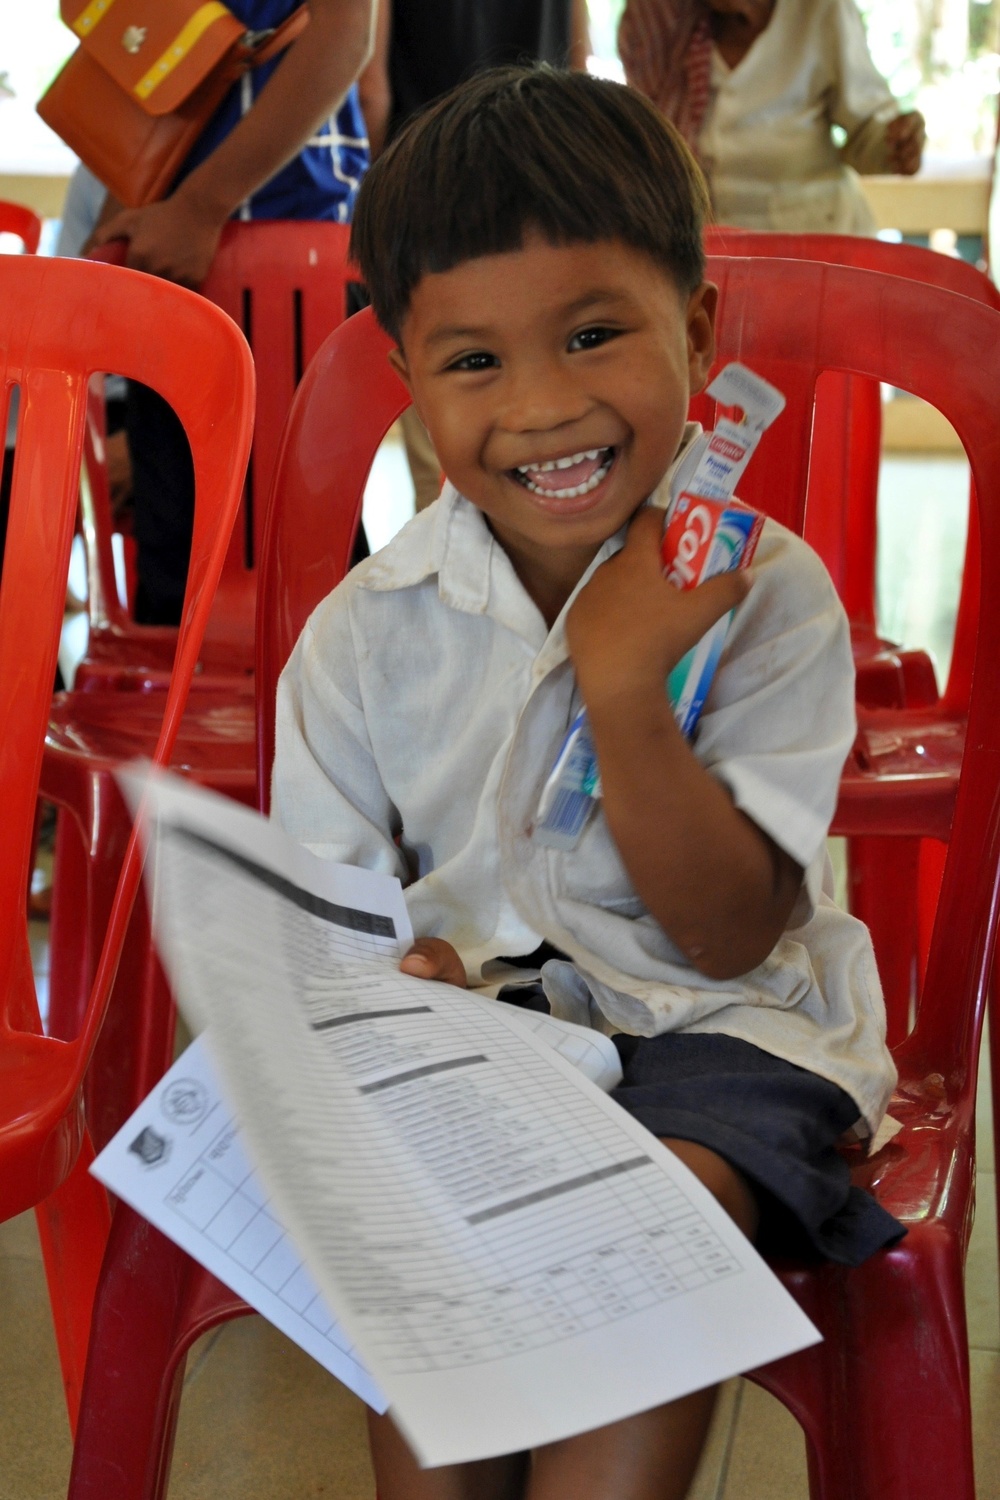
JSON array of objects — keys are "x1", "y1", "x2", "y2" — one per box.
[{"x1": 273, "y1": 65, "x2": 901, "y2": 1500}]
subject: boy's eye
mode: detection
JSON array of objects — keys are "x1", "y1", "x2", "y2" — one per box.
[
  {"x1": 447, "y1": 351, "x2": 499, "y2": 372},
  {"x1": 568, "y1": 325, "x2": 620, "y2": 352}
]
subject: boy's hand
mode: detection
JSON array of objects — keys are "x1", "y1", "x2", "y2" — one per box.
[
  {"x1": 400, "y1": 938, "x2": 467, "y2": 987},
  {"x1": 885, "y1": 111, "x2": 925, "y2": 176},
  {"x1": 566, "y1": 507, "x2": 751, "y2": 711}
]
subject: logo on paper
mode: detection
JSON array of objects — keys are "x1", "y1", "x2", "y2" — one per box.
[
  {"x1": 122, "y1": 25, "x2": 148, "y2": 53},
  {"x1": 128, "y1": 1126, "x2": 171, "y2": 1168},
  {"x1": 162, "y1": 1078, "x2": 210, "y2": 1127}
]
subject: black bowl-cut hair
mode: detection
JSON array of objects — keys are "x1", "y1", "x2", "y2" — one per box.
[{"x1": 349, "y1": 64, "x2": 711, "y2": 341}]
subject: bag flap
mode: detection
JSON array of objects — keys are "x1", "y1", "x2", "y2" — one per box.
[{"x1": 60, "y1": 0, "x2": 246, "y2": 116}]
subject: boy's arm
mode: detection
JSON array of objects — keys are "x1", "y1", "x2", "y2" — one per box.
[{"x1": 566, "y1": 509, "x2": 803, "y2": 982}]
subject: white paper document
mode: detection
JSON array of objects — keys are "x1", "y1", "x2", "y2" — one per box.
[
  {"x1": 90, "y1": 1034, "x2": 388, "y2": 1412},
  {"x1": 112, "y1": 768, "x2": 820, "y2": 1466}
]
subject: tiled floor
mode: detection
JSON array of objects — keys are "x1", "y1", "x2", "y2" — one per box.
[{"x1": 4, "y1": 451, "x2": 994, "y2": 1499}]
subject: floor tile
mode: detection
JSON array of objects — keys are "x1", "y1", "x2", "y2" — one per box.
[
  {"x1": 0, "y1": 1228, "x2": 72, "y2": 1500},
  {"x1": 967, "y1": 1172, "x2": 999, "y2": 1352},
  {"x1": 169, "y1": 1317, "x2": 375, "y2": 1500},
  {"x1": 0, "y1": 1210, "x2": 44, "y2": 1265},
  {"x1": 720, "y1": 1379, "x2": 808, "y2": 1500},
  {"x1": 972, "y1": 1348, "x2": 1000, "y2": 1498},
  {"x1": 688, "y1": 1378, "x2": 740, "y2": 1500},
  {"x1": 978, "y1": 1018, "x2": 994, "y2": 1174}
]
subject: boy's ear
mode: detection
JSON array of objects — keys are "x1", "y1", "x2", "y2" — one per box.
[
  {"x1": 686, "y1": 282, "x2": 718, "y2": 396},
  {"x1": 387, "y1": 345, "x2": 413, "y2": 396}
]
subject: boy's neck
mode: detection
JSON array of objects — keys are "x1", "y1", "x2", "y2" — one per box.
[{"x1": 489, "y1": 523, "x2": 601, "y2": 630}]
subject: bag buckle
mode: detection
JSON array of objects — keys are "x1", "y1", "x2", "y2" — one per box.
[{"x1": 241, "y1": 27, "x2": 276, "y2": 51}]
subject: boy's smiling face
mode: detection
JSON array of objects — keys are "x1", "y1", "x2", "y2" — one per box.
[{"x1": 391, "y1": 234, "x2": 716, "y2": 619}]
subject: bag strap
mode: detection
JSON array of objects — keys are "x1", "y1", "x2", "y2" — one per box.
[{"x1": 240, "y1": 4, "x2": 310, "y2": 67}]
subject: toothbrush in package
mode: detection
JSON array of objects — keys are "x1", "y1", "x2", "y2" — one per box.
[{"x1": 535, "y1": 363, "x2": 785, "y2": 851}]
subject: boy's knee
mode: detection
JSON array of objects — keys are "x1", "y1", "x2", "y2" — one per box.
[{"x1": 660, "y1": 1137, "x2": 759, "y2": 1240}]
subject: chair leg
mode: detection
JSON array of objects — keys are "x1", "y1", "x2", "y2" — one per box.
[
  {"x1": 68, "y1": 1205, "x2": 250, "y2": 1500},
  {"x1": 754, "y1": 1226, "x2": 975, "y2": 1500},
  {"x1": 847, "y1": 835, "x2": 920, "y2": 1046},
  {"x1": 33, "y1": 1134, "x2": 112, "y2": 1434},
  {"x1": 84, "y1": 881, "x2": 177, "y2": 1153}
]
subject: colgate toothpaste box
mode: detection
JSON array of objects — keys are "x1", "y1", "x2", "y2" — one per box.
[{"x1": 661, "y1": 492, "x2": 764, "y2": 737}]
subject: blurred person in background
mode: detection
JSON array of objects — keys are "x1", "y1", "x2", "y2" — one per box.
[
  {"x1": 91, "y1": 0, "x2": 375, "y2": 625},
  {"x1": 357, "y1": 0, "x2": 590, "y2": 510},
  {"x1": 619, "y1": 0, "x2": 924, "y2": 234}
]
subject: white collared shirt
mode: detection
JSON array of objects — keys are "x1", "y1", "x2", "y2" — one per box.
[{"x1": 273, "y1": 436, "x2": 896, "y2": 1133}]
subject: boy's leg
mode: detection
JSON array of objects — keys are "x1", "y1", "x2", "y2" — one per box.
[
  {"x1": 367, "y1": 1409, "x2": 529, "y2": 1499},
  {"x1": 527, "y1": 1141, "x2": 758, "y2": 1500},
  {"x1": 368, "y1": 1141, "x2": 757, "y2": 1500}
]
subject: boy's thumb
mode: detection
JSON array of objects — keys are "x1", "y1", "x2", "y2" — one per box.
[{"x1": 680, "y1": 569, "x2": 752, "y2": 641}]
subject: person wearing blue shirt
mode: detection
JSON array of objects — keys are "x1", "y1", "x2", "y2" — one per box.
[{"x1": 92, "y1": 0, "x2": 375, "y2": 623}]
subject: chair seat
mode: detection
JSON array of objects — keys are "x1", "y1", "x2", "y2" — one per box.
[
  {"x1": 45, "y1": 690, "x2": 256, "y2": 791},
  {"x1": 0, "y1": 1030, "x2": 85, "y2": 1221},
  {"x1": 833, "y1": 708, "x2": 965, "y2": 842},
  {"x1": 850, "y1": 624, "x2": 940, "y2": 711}
]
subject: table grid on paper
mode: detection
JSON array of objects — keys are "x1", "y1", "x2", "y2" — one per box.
[{"x1": 163, "y1": 1115, "x2": 358, "y2": 1355}]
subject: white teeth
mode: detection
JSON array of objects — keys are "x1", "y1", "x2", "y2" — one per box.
[
  {"x1": 517, "y1": 447, "x2": 603, "y2": 475},
  {"x1": 519, "y1": 452, "x2": 614, "y2": 499}
]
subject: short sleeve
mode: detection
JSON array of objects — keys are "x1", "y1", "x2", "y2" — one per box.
[
  {"x1": 271, "y1": 587, "x2": 408, "y2": 882},
  {"x1": 692, "y1": 522, "x2": 855, "y2": 874}
]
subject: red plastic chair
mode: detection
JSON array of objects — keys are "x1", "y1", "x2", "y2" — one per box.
[
  {"x1": 69, "y1": 267, "x2": 1000, "y2": 1498},
  {"x1": 705, "y1": 228, "x2": 1000, "y2": 719},
  {"x1": 0, "y1": 254, "x2": 253, "y2": 1430},
  {"x1": 42, "y1": 223, "x2": 358, "y2": 1153},
  {"x1": 75, "y1": 218, "x2": 356, "y2": 691},
  {"x1": 705, "y1": 231, "x2": 998, "y2": 1040},
  {"x1": 0, "y1": 198, "x2": 42, "y2": 253}
]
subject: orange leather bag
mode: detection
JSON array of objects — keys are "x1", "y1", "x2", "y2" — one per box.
[{"x1": 38, "y1": 1, "x2": 309, "y2": 208}]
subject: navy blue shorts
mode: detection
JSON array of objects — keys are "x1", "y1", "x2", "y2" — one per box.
[{"x1": 497, "y1": 981, "x2": 903, "y2": 1267}]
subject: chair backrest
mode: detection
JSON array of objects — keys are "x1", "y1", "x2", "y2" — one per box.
[
  {"x1": 0, "y1": 254, "x2": 253, "y2": 1070},
  {"x1": 698, "y1": 257, "x2": 1000, "y2": 1090},
  {"x1": 88, "y1": 219, "x2": 355, "y2": 644},
  {"x1": 704, "y1": 229, "x2": 998, "y2": 708},
  {"x1": 0, "y1": 199, "x2": 42, "y2": 254},
  {"x1": 255, "y1": 307, "x2": 406, "y2": 804}
]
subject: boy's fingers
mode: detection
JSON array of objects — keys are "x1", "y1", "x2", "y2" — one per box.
[
  {"x1": 673, "y1": 569, "x2": 751, "y2": 647},
  {"x1": 625, "y1": 505, "x2": 668, "y2": 555},
  {"x1": 400, "y1": 937, "x2": 467, "y2": 987}
]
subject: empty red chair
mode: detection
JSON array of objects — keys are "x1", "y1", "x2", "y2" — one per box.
[
  {"x1": 69, "y1": 264, "x2": 1000, "y2": 1498},
  {"x1": 76, "y1": 218, "x2": 356, "y2": 691},
  {"x1": 0, "y1": 198, "x2": 42, "y2": 253},
  {"x1": 43, "y1": 223, "x2": 358, "y2": 1152},
  {"x1": 705, "y1": 232, "x2": 998, "y2": 1041},
  {"x1": 0, "y1": 254, "x2": 253, "y2": 1429}
]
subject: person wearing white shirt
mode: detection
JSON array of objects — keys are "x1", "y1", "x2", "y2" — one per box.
[
  {"x1": 620, "y1": 0, "x2": 925, "y2": 233},
  {"x1": 273, "y1": 66, "x2": 902, "y2": 1500}
]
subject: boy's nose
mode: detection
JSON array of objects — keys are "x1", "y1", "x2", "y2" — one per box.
[{"x1": 499, "y1": 359, "x2": 591, "y2": 435}]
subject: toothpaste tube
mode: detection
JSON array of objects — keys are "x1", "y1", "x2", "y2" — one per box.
[
  {"x1": 663, "y1": 493, "x2": 764, "y2": 735},
  {"x1": 534, "y1": 362, "x2": 783, "y2": 850}
]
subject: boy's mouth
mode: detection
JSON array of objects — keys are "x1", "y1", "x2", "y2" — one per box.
[{"x1": 510, "y1": 446, "x2": 616, "y2": 500}]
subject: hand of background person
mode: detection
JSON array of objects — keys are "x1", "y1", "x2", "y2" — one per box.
[
  {"x1": 92, "y1": 190, "x2": 226, "y2": 289},
  {"x1": 400, "y1": 937, "x2": 468, "y2": 987},
  {"x1": 565, "y1": 506, "x2": 751, "y2": 714},
  {"x1": 885, "y1": 111, "x2": 925, "y2": 176}
]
